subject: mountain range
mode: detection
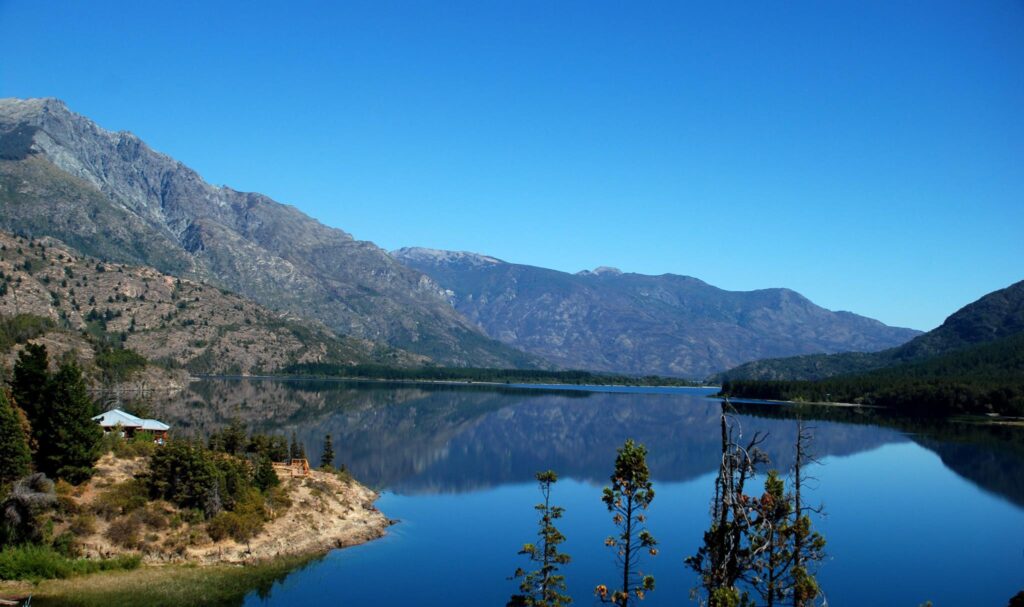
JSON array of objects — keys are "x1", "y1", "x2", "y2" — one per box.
[
  {"x1": 717, "y1": 279, "x2": 1024, "y2": 381},
  {"x1": 0, "y1": 98, "x2": 536, "y2": 368},
  {"x1": 393, "y1": 247, "x2": 920, "y2": 377},
  {"x1": 0, "y1": 97, "x2": 922, "y2": 376}
]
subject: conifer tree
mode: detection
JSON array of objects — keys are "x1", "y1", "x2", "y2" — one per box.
[
  {"x1": 595, "y1": 440, "x2": 657, "y2": 606},
  {"x1": 749, "y1": 470, "x2": 794, "y2": 607},
  {"x1": 320, "y1": 434, "x2": 335, "y2": 470},
  {"x1": 509, "y1": 470, "x2": 571, "y2": 607},
  {"x1": 35, "y1": 360, "x2": 102, "y2": 484},
  {"x1": 686, "y1": 402, "x2": 767, "y2": 607},
  {"x1": 0, "y1": 389, "x2": 31, "y2": 487},
  {"x1": 289, "y1": 431, "x2": 305, "y2": 460},
  {"x1": 253, "y1": 455, "x2": 280, "y2": 491},
  {"x1": 791, "y1": 421, "x2": 826, "y2": 607},
  {"x1": 11, "y1": 343, "x2": 49, "y2": 439}
]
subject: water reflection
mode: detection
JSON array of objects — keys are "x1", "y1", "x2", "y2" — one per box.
[{"x1": 151, "y1": 379, "x2": 1022, "y2": 505}]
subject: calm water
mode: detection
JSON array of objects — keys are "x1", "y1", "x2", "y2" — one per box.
[{"x1": 154, "y1": 379, "x2": 1024, "y2": 606}]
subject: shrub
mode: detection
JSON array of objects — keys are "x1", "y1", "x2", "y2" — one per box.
[
  {"x1": 206, "y1": 488, "x2": 267, "y2": 543},
  {"x1": 51, "y1": 530, "x2": 79, "y2": 557},
  {"x1": 206, "y1": 510, "x2": 264, "y2": 543},
  {"x1": 105, "y1": 514, "x2": 142, "y2": 549},
  {"x1": 69, "y1": 512, "x2": 97, "y2": 536},
  {"x1": 139, "y1": 504, "x2": 169, "y2": 530},
  {"x1": 93, "y1": 479, "x2": 148, "y2": 520}
]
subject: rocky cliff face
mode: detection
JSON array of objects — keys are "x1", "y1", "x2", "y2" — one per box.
[
  {"x1": 0, "y1": 98, "x2": 540, "y2": 368},
  {"x1": 393, "y1": 247, "x2": 921, "y2": 377}
]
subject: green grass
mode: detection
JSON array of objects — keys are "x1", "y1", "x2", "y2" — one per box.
[
  {"x1": 0, "y1": 545, "x2": 140, "y2": 582},
  {"x1": 0, "y1": 554, "x2": 320, "y2": 607}
]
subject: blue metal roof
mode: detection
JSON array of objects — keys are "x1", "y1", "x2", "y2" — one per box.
[{"x1": 92, "y1": 408, "x2": 169, "y2": 432}]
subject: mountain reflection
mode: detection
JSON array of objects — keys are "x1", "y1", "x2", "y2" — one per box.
[{"x1": 153, "y1": 379, "x2": 1024, "y2": 505}]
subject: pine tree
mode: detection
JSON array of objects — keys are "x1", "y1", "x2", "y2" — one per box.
[
  {"x1": 686, "y1": 401, "x2": 768, "y2": 607},
  {"x1": 749, "y1": 470, "x2": 794, "y2": 607},
  {"x1": 253, "y1": 455, "x2": 280, "y2": 491},
  {"x1": 509, "y1": 470, "x2": 572, "y2": 607},
  {"x1": 35, "y1": 360, "x2": 102, "y2": 484},
  {"x1": 11, "y1": 343, "x2": 49, "y2": 441},
  {"x1": 0, "y1": 389, "x2": 31, "y2": 487},
  {"x1": 791, "y1": 421, "x2": 826, "y2": 607},
  {"x1": 320, "y1": 434, "x2": 335, "y2": 470},
  {"x1": 289, "y1": 431, "x2": 305, "y2": 460},
  {"x1": 595, "y1": 440, "x2": 657, "y2": 606}
]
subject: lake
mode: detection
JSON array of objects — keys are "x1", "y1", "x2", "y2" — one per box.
[{"x1": 153, "y1": 378, "x2": 1024, "y2": 606}]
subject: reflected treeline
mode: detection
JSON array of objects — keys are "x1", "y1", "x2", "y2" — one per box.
[
  {"x1": 730, "y1": 400, "x2": 1024, "y2": 508},
  {"x1": 150, "y1": 380, "x2": 909, "y2": 495}
]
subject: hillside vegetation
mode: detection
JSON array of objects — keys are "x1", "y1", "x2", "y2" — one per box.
[
  {"x1": 719, "y1": 281, "x2": 1024, "y2": 416},
  {"x1": 722, "y1": 332, "x2": 1024, "y2": 416},
  {"x1": 716, "y1": 280, "x2": 1024, "y2": 382},
  {"x1": 0, "y1": 230, "x2": 423, "y2": 377}
]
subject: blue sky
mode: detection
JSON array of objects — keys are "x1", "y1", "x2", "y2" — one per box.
[{"x1": 1, "y1": 1, "x2": 1022, "y2": 330}]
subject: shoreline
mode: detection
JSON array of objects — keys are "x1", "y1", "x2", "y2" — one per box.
[
  {"x1": 189, "y1": 373, "x2": 716, "y2": 393},
  {"x1": 714, "y1": 395, "x2": 1024, "y2": 426},
  {"x1": 76, "y1": 456, "x2": 391, "y2": 568},
  {"x1": 0, "y1": 458, "x2": 392, "y2": 606}
]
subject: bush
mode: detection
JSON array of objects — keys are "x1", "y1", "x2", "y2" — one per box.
[
  {"x1": 105, "y1": 514, "x2": 142, "y2": 549},
  {"x1": 93, "y1": 479, "x2": 148, "y2": 520},
  {"x1": 139, "y1": 504, "x2": 169, "y2": 530},
  {"x1": 69, "y1": 512, "x2": 97, "y2": 536},
  {"x1": 111, "y1": 433, "x2": 157, "y2": 459},
  {"x1": 51, "y1": 530, "x2": 79, "y2": 557},
  {"x1": 206, "y1": 510, "x2": 264, "y2": 543},
  {"x1": 205, "y1": 488, "x2": 267, "y2": 543},
  {"x1": 0, "y1": 544, "x2": 140, "y2": 580}
]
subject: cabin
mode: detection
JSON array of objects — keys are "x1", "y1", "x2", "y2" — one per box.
[{"x1": 92, "y1": 408, "x2": 170, "y2": 444}]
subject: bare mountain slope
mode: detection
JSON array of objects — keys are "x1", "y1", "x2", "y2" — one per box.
[
  {"x1": 0, "y1": 98, "x2": 540, "y2": 368},
  {"x1": 393, "y1": 247, "x2": 921, "y2": 377},
  {"x1": 0, "y1": 230, "x2": 422, "y2": 375}
]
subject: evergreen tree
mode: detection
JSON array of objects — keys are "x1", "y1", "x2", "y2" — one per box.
[
  {"x1": 509, "y1": 470, "x2": 572, "y2": 607},
  {"x1": 320, "y1": 434, "x2": 335, "y2": 470},
  {"x1": 686, "y1": 402, "x2": 768, "y2": 607},
  {"x1": 11, "y1": 343, "x2": 49, "y2": 439},
  {"x1": 791, "y1": 422, "x2": 826, "y2": 607},
  {"x1": 595, "y1": 440, "x2": 657, "y2": 606},
  {"x1": 149, "y1": 440, "x2": 219, "y2": 511},
  {"x1": 0, "y1": 389, "x2": 31, "y2": 487},
  {"x1": 253, "y1": 455, "x2": 280, "y2": 491},
  {"x1": 749, "y1": 470, "x2": 794, "y2": 607},
  {"x1": 289, "y1": 431, "x2": 305, "y2": 460},
  {"x1": 35, "y1": 360, "x2": 102, "y2": 484}
]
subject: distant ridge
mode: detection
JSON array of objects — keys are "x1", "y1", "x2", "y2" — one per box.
[
  {"x1": 392, "y1": 246, "x2": 921, "y2": 377},
  {"x1": 716, "y1": 279, "x2": 1024, "y2": 382}
]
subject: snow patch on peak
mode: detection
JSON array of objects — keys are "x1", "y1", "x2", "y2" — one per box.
[
  {"x1": 392, "y1": 247, "x2": 504, "y2": 266},
  {"x1": 577, "y1": 266, "x2": 623, "y2": 276}
]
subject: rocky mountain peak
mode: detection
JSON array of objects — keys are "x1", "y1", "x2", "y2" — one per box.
[
  {"x1": 577, "y1": 266, "x2": 623, "y2": 276},
  {"x1": 0, "y1": 98, "x2": 543, "y2": 368},
  {"x1": 392, "y1": 247, "x2": 503, "y2": 267}
]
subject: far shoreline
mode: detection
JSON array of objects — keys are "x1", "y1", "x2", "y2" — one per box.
[{"x1": 188, "y1": 373, "x2": 719, "y2": 393}]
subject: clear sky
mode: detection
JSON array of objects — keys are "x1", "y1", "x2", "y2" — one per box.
[{"x1": 1, "y1": 1, "x2": 1022, "y2": 331}]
